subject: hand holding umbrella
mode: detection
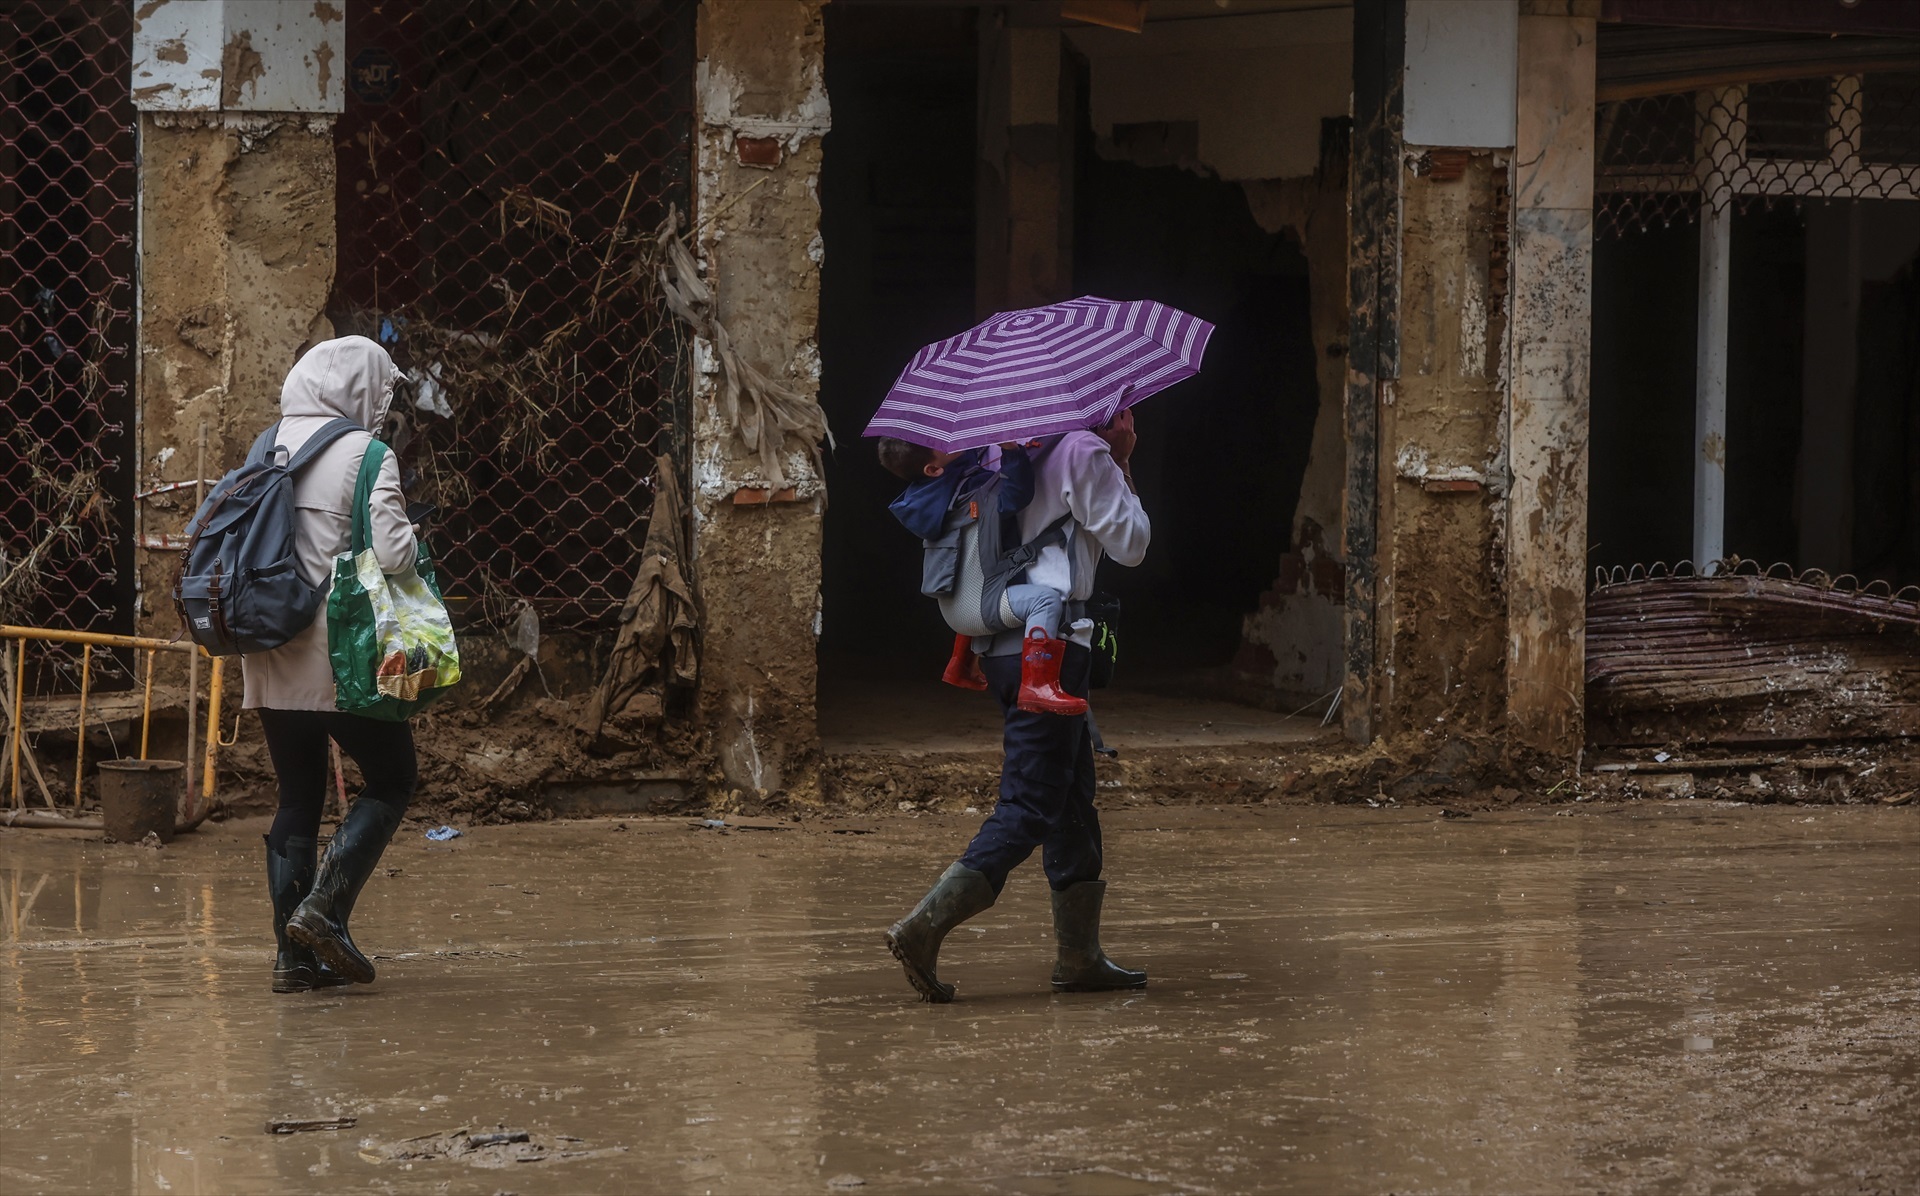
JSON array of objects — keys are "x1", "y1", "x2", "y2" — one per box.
[{"x1": 1095, "y1": 407, "x2": 1138, "y2": 492}]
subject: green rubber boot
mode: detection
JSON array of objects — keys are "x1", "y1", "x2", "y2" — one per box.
[
  {"x1": 1050, "y1": 880, "x2": 1147, "y2": 993},
  {"x1": 266, "y1": 836, "x2": 351, "y2": 993},
  {"x1": 287, "y1": 799, "x2": 404, "y2": 985},
  {"x1": 885, "y1": 863, "x2": 996, "y2": 1003}
]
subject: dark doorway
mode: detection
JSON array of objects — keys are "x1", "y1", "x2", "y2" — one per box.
[
  {"x1": 1590, "y1": 207, "x2": 1808, "y2": 572},
  {"x1": 1074, "y1": 150, "x2": 1317, "y2": 671},
  {"x1": 816, "y1": 3, "x2": 978, "y2": 658},
  {"x1": 817, "y1": 9, "x2": 1323, "y2": 730}
]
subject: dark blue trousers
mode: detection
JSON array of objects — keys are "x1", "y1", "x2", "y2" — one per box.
[{"x1": 958, "y1": 643, "x2": 1102, "y2": 892}]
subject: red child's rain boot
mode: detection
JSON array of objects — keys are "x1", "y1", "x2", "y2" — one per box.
[
  {"x1": 1017, "y1": 629, "x2": 1088, "y2": 716},
  {"x1": 941, "y1": 632, "x2": 988, "y2": 691}
]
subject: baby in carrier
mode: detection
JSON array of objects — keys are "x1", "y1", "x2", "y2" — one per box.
[{"x1": 879, "y1": 438, "x2": 1086, "y2": 716}]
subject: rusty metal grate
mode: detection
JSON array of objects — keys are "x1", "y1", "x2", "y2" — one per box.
[
  {"x1": 1597, "y1": 73, "x2": 1920, "y2": 238},
  {"x1": 0, "y1": 1, "x2": 135, "y2": 638},
  {"x1": 332, "y1": 0, "x2": 696, "y2": 631}
]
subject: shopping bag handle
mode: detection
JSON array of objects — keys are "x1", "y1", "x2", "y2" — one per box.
[{"x1": 350, "y1": 438, "x2": 390, "y2": 559}]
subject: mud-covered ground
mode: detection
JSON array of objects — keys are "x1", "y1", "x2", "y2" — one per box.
[{"x1": 3, "y1": 803, "x2": 1916, "y2": 1194}]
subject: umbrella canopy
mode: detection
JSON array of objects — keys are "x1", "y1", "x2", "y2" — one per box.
[{"x1": 863, "y1": 296, "x2": 1214, "y2": 451}]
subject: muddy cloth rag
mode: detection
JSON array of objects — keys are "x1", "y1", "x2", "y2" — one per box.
[{"x1": 584, "y1": 466, "x2": 699, "y2": 737}]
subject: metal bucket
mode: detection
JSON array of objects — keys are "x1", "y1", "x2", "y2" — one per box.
[{"x1": 98, "y1": 759, "x2": 184, "y2": 844}]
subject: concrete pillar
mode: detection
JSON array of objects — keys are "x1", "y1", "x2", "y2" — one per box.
[
  {"x1": 1506, "y1": 3, "x2": 1596, "y2": 763},
  {"x1": 1351, "y1": 0, "x2": 1518, "y2": 745},
  {"x1": 1352, "y1": 0, "x2": 1599, "y2": 770},
  {"x1": 692, "y1": 0, "x2": 830, "y2": 801},
  {"x1": 1341, "y1": 0, "x2": 1403, "y2": 744},
  {"x1": 977, "y1": 10, "x2": 1073, "y2": 315},
  {"x1": 131, "y1": 0, "x2": 343, "y2": 637}
]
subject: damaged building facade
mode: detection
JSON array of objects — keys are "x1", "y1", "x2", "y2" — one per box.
[{"x1": 6, "y1": 0, "x2": 1920, "y2": 810}]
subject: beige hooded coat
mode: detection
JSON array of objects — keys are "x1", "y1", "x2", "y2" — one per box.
[{"x1": 240, "y1": 336, "x2": 417, "y2": 712}]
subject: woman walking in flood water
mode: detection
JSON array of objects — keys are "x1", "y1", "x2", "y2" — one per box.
[{"x1": 245, "y1": 336, "x2": 421, "y2": 992}]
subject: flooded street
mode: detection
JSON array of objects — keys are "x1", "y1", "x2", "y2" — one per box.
[{"x1": 3, "y1": 803, "x2": 1916, "y2": 1194}]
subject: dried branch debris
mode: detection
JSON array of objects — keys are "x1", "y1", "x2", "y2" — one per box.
[
  {"x1": 653, "y1": 205, "x2": 831, "y2": 492},
  {"x1": 0, "y1": 429, "x2": 107, "y2": 627}
]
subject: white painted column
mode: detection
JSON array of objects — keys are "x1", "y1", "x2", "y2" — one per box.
[
  {"x1": 1692, "y1": 86, "x2": 1742, "y2": 572},
  {"x1": 1692, "y1": 200, "x2": 1730, "y2": 570}
]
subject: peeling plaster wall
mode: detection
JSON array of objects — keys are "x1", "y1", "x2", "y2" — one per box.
[
  {"x1": 1343, "y1": 1, "x2": 1596, "y2": 764},
  {"x1": 692, "y1": 0, "x2": 829, "y2": 801},
  {"x1": 1377, "y1": 150, "x2": 1512, "y2": 737},
  {"x1": 132, "y1": 0, "x2": 346, "y2": 115},
  {"x1": 136, "y1": 113, "x2": 336, "y2": 636},
  {"x1": 1506, "y1": 3, "x2": 1596, "y2": 761}
]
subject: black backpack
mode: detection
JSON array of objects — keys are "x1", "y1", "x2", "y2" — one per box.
[
  {"x1": 174, "y1": 418, "x2": 363, "y2": 656},
  {"x1": 918, "y1": 470, "x2": 1071, "y2": 637}
]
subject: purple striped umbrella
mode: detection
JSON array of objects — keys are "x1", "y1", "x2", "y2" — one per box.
[{"x1": 863, "y1": 296, "x2": 1214, "y2": 451}]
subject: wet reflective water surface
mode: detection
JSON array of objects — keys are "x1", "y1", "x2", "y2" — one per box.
[{"x1": 3, "y1": 803, "x2": 1916, "y2": 1194}]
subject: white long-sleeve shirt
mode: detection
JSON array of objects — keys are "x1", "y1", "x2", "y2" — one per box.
[{"x1": 977, "y1": 431, "x2": 1149, "y2": 653}]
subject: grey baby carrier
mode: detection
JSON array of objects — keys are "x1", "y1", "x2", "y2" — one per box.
[
  {"x1": 919, "y1": 470, "x2": 1070, "y2": 637},
  {"x1": 174, "y1": 417, "x2": 363, "y2": 656}
]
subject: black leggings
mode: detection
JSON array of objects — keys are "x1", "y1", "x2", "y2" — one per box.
[{"x1": 258, "y1": 708, "x2": 417, "y2": 853}]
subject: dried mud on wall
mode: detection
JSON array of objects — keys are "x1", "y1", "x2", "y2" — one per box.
[
  {"x1": 136, "y1": 113, "x2": 336, "y2": 638},
  {"x1": 1379, "y1": 151, "x2": 1510, "y2": 739},
  {"x1": 691, "y1": 0, "x2": 830, "y2": 802}
]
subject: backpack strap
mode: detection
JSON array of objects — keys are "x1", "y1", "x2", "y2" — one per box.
[
  {"x1": 244, "y1": 422, "x2": 281, "y2": 467},
  {"x1": 1000, "y1": 512, "x2": 1073, "y2": 572},
  {"x1": 283, "y1": 417, "x2": 366, "y2": 473}
]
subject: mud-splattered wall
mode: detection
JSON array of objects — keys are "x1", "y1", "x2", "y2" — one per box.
[
  {"x1": 1345, "y1": 0, "x2": 1599, "y2": 768},
  {"x1": 691, "y1": 0, "x2": 830, "y2": 802},
  {"x1": 1377, "y1": 149, "x2": 1512, "y2": 738},
  {"x1": 1506, "y1": 4, "x2": 1597, "y2": 762},
  {"x1": 131, "y1": 0, "x2": 344, "y2": 641},
  {"x1": 135, "y1": 113, "x2": 338, "y2": 636}
]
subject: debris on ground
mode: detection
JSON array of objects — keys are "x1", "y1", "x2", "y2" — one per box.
[
  {"x1": 1588, "y1": 563, "x2": 1920, "y2": 745},
  {"x1": 360, "y1": 1126, "x2": 625, "y2": 1169},
  {"x1": 425, "y1": 825, "x2": 464, "y2": 841},
  {"x1": 690, "y1": 816, "x2": 793, "y2": 833},
  {"x1": 266, "y1": 1117, "x2": 357, "y2": 1135}
]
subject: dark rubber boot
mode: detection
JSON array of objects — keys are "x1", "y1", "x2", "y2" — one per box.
[
  {"x1": 266, "y1": 836, "x2": 351, "y2": 993},
  {"x1": 287, "y1": 799, "x2": 405, "y2": 985},
  {"x1": 1051, "y1": 880, "x2": 1147, "y2": 993},
  {"x1": 884, "y1": 862, "x2": 996, "y2": 1003},
  {"x1": 1016, "y1": 630, "x2": 1088, "y2": 716},
  {"x1": 941, "y1": 632, "x2": 988, "y2": 691}
]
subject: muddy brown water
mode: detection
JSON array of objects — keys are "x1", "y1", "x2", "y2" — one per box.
[{"x1": 2, "y1": 803, "x2": 1916, "y2": 1194}]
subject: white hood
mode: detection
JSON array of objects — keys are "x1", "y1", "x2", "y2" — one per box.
[{"x1": 280, "y1": 335, "x2": 399, "y2": 431}]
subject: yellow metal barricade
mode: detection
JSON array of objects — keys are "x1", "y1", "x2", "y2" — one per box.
[{"x1": 0, "y1": 626, "x2": 226, "y2": 817}]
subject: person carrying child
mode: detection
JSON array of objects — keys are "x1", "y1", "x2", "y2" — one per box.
[
  {"x1": 875, "y1": 410, "x2": 1150, "y2": 1003},
  {"x1": 878, "y1": 438, "x2": 1084, "y2": 715}
]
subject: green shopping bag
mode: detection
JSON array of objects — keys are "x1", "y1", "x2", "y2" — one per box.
[{"x1": 328, "y1": 440, "x2": 462, "y2": 720}]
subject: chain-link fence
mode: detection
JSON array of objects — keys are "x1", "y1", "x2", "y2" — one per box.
[
  {"x1": 0, "y1": 2, "x2": 135, "y2": 638},
  {"x1": 333, "y1": 0, "x2": 696, "y2": 631},
  {"x1": 1597, "y1": 72, "x2": 1920, "y2": 238}
]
